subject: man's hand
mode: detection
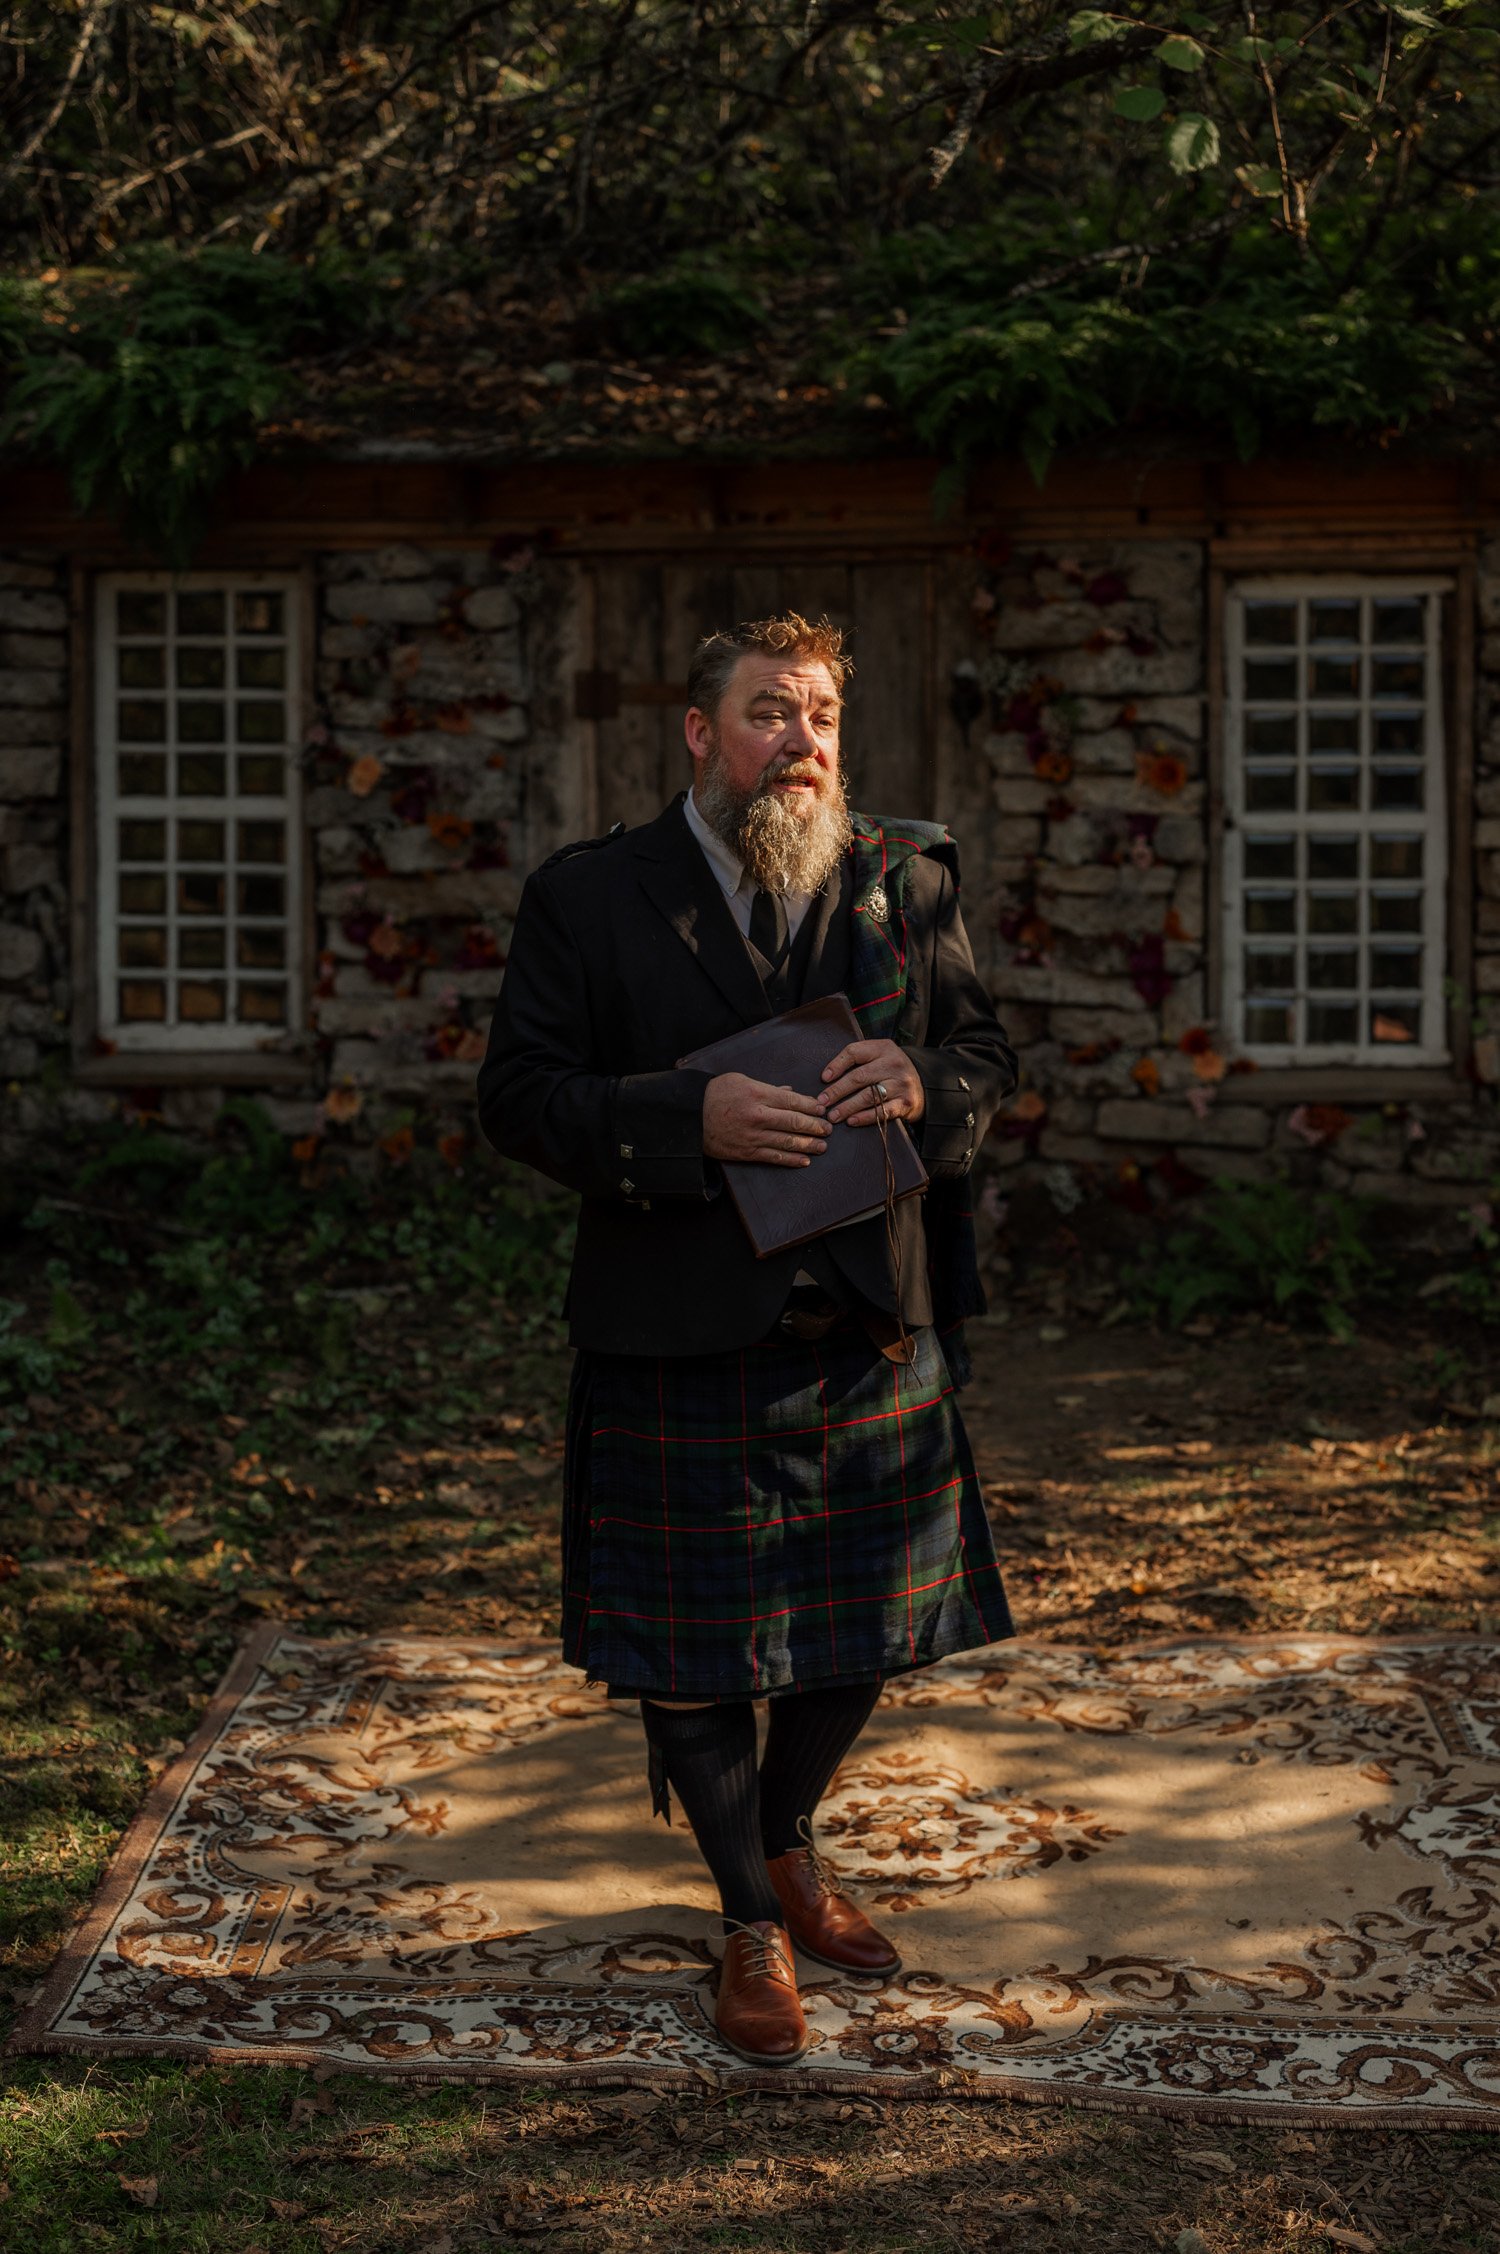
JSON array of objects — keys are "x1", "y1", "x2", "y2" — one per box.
[
  {"x1": 817, "y1": 1038, "x2": 925, "y2": 1127},
  {"x1": 702, "y1": 1072, "x2": 831, "y2": 1167}
]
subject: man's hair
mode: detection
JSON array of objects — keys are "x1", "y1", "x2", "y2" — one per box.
[{"x1": 686, "y1": 611, "x2": 852, "y2": 722}]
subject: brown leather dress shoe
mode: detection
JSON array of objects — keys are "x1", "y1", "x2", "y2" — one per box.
[
  {"x1": 766, "y1": 1845, "x2": 902, "y2": 1976},
  {"x1": 714, "y1": 1920, "x2": 810, "y2": 2065}
]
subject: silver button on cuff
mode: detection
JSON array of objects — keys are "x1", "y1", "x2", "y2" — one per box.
[{"x1": 621, "y1": 1177, "x2": 635, "y2": 1194}]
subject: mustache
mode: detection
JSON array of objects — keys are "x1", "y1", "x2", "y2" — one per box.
[{"x1": 759, "y1": 758, "x2": 825, "y2": 788}]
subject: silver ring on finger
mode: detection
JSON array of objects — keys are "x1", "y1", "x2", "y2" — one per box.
[{"x1": 874, "y1": 1081, "x2": 889, "y2": 1100}]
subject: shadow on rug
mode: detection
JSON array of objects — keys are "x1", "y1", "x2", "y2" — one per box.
[{"x1": 12, "y1": 1625, "x2": 1500, "y2": 2126}]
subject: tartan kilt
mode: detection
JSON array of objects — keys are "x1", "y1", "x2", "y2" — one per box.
[{"x1": 561, "y1": 1319, "x2": 1013, "y2": 1699}]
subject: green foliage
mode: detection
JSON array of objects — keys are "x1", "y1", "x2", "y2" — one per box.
[
  {"x1": 1128, "y1": 1175, "x2": 1382, "y2": 1338},
  {"x1": 0, "y1": 250, "x2": 392, "y2": 562},
  {"x1": 598, "y1": 260, "x2": 768, "y2": 358}
]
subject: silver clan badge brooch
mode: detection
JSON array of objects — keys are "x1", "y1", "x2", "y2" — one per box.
[{"x1": 858, "y1": 884, "x2": 890, "y2": 923}]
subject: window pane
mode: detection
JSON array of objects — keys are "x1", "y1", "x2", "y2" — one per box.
[
  {"x1": 1307, "y1": 1002, "x2": 1358, "y2": 1043},
  {"x1": 238, "y1": 753, "x2": 285, "y2": 794},
  {"x1": 1371, "y1": 766, "x2": 1423, "y2": 810},
  {"x1": 1371, "y1": 890, "x2": 1422, "y2": 933},
  {"x1": 236, "y1": 699, "x2": 286, "y2": 744},
  {"x1": 1244, "y1": 1001, "x2": 1294, "y2": 1043},
  {"x1": 1308, "y1": 892, "x2": 1358, "y2": 934},
  {"x1": 118, "y1": 928, "x2": 167, "y2": 969},
  {"x1": 1307, "y1": 766, "x2": 1359, "y2": 811},
  {"x1": 119, "y1": 872, "x2": 166, "y2": 914},
  {"x1": 1243, "y1": 600, "x2": 1297, "y2": 645},
  {"x1": 1311, "y1": 657, "x2": 1359, "y2": 699},
  {"x1": 1308, "y1": 599, "x2": 1360, "y2": 642},
  {"x1": 178, "y1": 980, "x2": 227, "y2": 1022},
  {"x1": 1372, "y1": 1004, "x2": 1420, "y2": 1043},
  {"x1": 176, "y1": 591, "x2": 224, "y2": 636},
  {"x1": 235, "y1": 591, "x2": 284, "y2": 636},
  {"x1": 119, "y1": 753, "x2": 167, "y2": 796},
  {"x1": 238, "y1": 820, "x2": 285, "y2": 865},
  {"x1": 1308, "y1": 713, "x2": 1359, "y2": 755},
  {"x1": 237, "y1": 647, "x2": 285, "y2": 689},
  {"x1": 1245, "y1": 768, "x2": 1297, "y2": 811},
  {"x1": 1369, "y1": 943, "x2": 1422, "y2": 989},
  {"x1": 1372, "y1": 598, "x2": 1425, "y2": 644},
  {"x1": 1371, "y1": 835, "x2": 1422, "y2": 879},
  {"x1": 178, "y1": 700, "x2": 225, "y2": 743},
  {"x1": 238, "y1": 874, "x2": 285, "y2": 916},
  {"x1": 119, "y1": 647, "x2": 165, "y2": 689},
  {"x1": 177, "y1": 819, "x2": 224, "y2": 861},
  {"x1": 238, "y1": 982, "x2": 287, "y2": 1024},
  {"x1": 1307, "y1": 835, "x2": 1359, "y2": 881},
  {"x1": 119, "y1": 819, "x2": 166, "y2": 862},
  {"x1": 1244, "y1": 947, "x2": 1295, "y2": 992},
  {"x1": 1245, "y1": 891, "x2": 1296, "y2": 933},
  {"x1": 118, "y1": 591, "x2": 166, "y2": 636},
  {"x1": 1372, "y1": 656, "x2": 1423, "y2": 699},
  {"x1": 118, "y1": 980, "x2": 166, "y2": 1021},
  {"x1": 178, "y1": 753, "x2": 227, "y2": 797},
  {"x1": 236, "y1": 927, "x2": 286, "y2": 969},
  {"x1": 176, "y1": 646, "x2": 225, "y2": 690},
  {"x1": 1308, "y1": 947, "x2": 1358, "y2": 990},
  {"x1": 1245, "y1": 659, "x2": 1297, "y2": 700},
  {"x1": 1244, "y1": 834, "x2": 1296, "y2": 880},
  {"x1": 179, "y1": 927, "x2": 226, "y2": 970},
  {"x1": 1246, "y1": 713, "x2": 1296, "y2": 756},
  {"x1": 118, "y1": 700, "x2": 166, "y2": 742},
  {"x1": 1373, "y1": 714, "x2": 1422, "y2": 756},
  {"x1": 178, "y1": 872, "x2": 225, "y2": 916}
]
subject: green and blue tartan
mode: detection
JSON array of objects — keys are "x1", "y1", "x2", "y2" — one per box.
[
  {"x1": 562, "y1": 1317, "x2": 1013, "y2": 1698},
  {"x1": 559, "y1": 815, "x2": 1012, "y2": 1701}
]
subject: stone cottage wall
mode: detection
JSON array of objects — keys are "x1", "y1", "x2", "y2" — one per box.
[
  {"x1": 957, "y1": 539, "x2": 1500, "y2": 1226},
  {"x1": 0, "y1": 552, "x2": 76, "y2": 1123}
]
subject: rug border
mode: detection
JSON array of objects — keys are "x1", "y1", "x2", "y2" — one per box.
[{"x1": 10, "y1": 1621, "x2": 1500, "y2": 2136}]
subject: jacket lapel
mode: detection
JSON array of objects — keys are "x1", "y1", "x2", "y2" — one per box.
[
  {"x1": 635, "y1": 795, "x2": 772, "y2": 1027},
  {"x1": 800, "y1": 850, "x2": 853, "y2": 1003}
]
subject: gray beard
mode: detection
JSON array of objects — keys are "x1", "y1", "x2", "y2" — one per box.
[{"x1": 696, "y1": 747, "x2": 852, "y2": 896}]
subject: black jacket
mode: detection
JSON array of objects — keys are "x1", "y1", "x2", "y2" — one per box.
[{"x1": 476, "y1": 794, "x2": 1017, "y2": 1355}]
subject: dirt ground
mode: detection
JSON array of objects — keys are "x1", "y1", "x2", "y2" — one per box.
[{"x1": 3, "y1": 1294, "x2": 1499, "y2": 2252}]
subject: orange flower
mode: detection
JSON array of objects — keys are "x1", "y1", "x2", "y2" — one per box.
[
  {"x1": 1191, "y1": 1048, "x2": 1228, "y2": 1083},
  {"x1": 437, "y1": 1130, "x2": 468, "y2": 1169},
  {"x1": 322, "y1": 1083, "x2": 363, "y2": 1125},
  {"x1": 1162, "y1": 907, "x2": 1192, "y2": 943},
  {"x1": 291, "y1": 1133, "x2": 321, "y2": 1165},
  {"x1": 368, "y1": 918, "x2": 405, "y2": 959},
  {"x1": 1009, "y1": 1089, "x2": 1047, "y2": 1122},
  {"x1": 379, "y1": 1125, "x2": 415, "y2": 1165},
  {"x1": 1034, "y1": 747, "x2": 1073, "y2": 785},
  {"x1": 1136, "y1": 747, "x2": 1188, "y2": 796},
  {"x1": 346, "y1": 754, "x2": 385, "y2": 798},
  {"x1": 1130, "y1": 1055, "x2": 1161, "y2": 1096}
]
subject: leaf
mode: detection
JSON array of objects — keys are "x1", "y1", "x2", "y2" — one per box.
[
  {"x1": 1157, "y1": 35, "x2": 1204, "y2": 68},
  {"x1": 1325, "y1": 2232, "x2": 1379, "y2": 2254},
  {"x1": 1235, "y1": 163, "x2": 1283, "y2": 197},
  {"x1": 1165, "y1": 111, "x2": 1221, "y2": 171},
  {"x1": 1068, "y1": 9, "x2": 1126, "y2": 47},
  {"x1": 1115, "y1": 84, "x2": 1167, "y2": 121},
  {"x1": 118, "y1": 2175, "x2": 159, "y2": 2207}
]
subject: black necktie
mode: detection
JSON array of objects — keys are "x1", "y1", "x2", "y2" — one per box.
[{"x1": 749, "y1": 886, "x2": 790, "y2": 973}]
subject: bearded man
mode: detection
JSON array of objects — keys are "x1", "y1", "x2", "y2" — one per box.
[{"x1": 477, "y1": 612, "x2": 1017, "y2": 2066}]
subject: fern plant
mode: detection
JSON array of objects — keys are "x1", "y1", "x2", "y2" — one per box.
[
  {"x1": 1127, "y1": 1174, "x2": 1382, "y2": 1338},
  {"x1": 0, "y1": 249, "x2": 389, "y2": 563}
]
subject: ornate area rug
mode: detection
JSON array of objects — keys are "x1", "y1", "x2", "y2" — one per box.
[{"x1": 14, "y1": 1626, "x2": 1500, "y2": 2125}]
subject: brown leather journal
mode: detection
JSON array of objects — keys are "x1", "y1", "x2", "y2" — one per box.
[{"x1": 679, "y1": 993, "x2": 927, "y2": 1259}]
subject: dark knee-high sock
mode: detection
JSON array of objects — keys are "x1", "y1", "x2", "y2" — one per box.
[
  {"x1": 639, "y1": 1700, "x2": 783, "y2": 1930},
  {"x1": 759, "y1": 1679, "x2": 883, "y2": 1858}
]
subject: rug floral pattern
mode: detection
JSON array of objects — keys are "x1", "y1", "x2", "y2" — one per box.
[{"x1": 15, "y1": 1627, "x2": 1500, "y2": 2123}]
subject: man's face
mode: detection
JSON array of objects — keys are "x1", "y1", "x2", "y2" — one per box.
[{"x1": 685, "y1": 654, "x2": 842, "y2": 815}]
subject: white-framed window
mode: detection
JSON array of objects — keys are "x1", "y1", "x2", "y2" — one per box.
[
  {"x1": 96, "y1": 573, "x2": 303, "y2": 1051},
  {"x1": 1222, "y1": 575, "x2": 1450, "y2": 1066}
]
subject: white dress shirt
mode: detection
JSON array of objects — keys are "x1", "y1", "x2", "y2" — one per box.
[{"x1": 682, "y1": 787, "x2": 815, "y2": 943}]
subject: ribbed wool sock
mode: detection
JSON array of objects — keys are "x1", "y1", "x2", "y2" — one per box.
[
  {"x1": 758, "y1": 1679, "x2": 884, "y2": 1859},
  {"x1": 639, "y1": 1700, "x2": 784, "y2": 1930}
]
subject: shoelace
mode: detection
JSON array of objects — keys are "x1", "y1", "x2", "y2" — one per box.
[
  {"x1": 792, "y1": 1818, "x2": 846, "y2": 1901},
  {"x1": 722, "y1": 1920, "x2": 793, "y2": 1983}
]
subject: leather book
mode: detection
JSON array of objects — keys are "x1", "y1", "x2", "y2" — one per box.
[{"x1": 679, "y1": 993, "x2": 927, "y2": 1259}]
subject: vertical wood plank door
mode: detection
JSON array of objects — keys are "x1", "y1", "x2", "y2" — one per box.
[
  {"x1": 847, "y1": 562, "x2": 930, "y2": 821},
  {"x1": 592, "y1": 563, "x2": 668, "y2": 834}
]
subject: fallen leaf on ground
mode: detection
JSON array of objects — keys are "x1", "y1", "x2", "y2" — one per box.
[
  {"x1": 118, "y1": 2174, "x2": 159, "y2": 2207},
  {"x1": 1326, "y1": 2231, "x2": 1379, "y2": 2253}
]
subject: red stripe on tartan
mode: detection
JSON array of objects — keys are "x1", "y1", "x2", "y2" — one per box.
[
  {"x1": 590, "y1": 1381, "x2": 955, "y2": 1449},
  {"x1": 852, "y1": 985, "x2": 903, "y2": 1015},
  {"x1": 590, "y1": 1469, "x2": 964, "y2": 1538},
  {"x1": 656, "y1": 1359, "x2": 676, "y2": 1695},
  {"x1": 739, "y1": 1348, "x2": 760, "y2": 1692},
  {"x1": 587, "y1": 1565, "x2": 980, "y2": 1630},
  {"x1": 812, "y1": 1337, "x2": 838, "y2": 1676},
  {"x1": 892, "y1": 1355, "x2": 918, "y2": 1668}
]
